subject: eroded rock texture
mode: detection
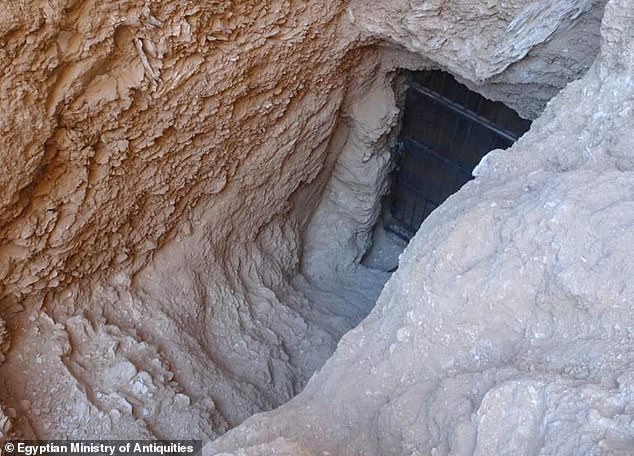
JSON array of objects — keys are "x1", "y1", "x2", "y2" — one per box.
[
  {"x1": 0, "y1": 0, "x2": 628, "y2": 453},
  {"x1": 470, "y1": 0, "x2": 607, "y2": 118},
  {"x1": 0, "y1": 0, "x2": 362, "y2": 300},
  {"x1": 350, "y1": 0, "x2": 598, "y2": 80}
]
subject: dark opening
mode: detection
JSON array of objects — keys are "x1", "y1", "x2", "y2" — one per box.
[{"x1": 386, "y1": 70, "x2": 532, "y2": 240}]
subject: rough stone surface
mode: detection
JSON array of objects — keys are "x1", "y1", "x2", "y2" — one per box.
[
  {"x1": 0, "y1": 0, "x2": 627, "y2": 452},
  {"x1": 349, "y1": 0, "x2": 596, "y2": 82},
  {"x1": 0, "y1": 0, "x2": 360, "y2": 301},
  {"x1": 473, "y1": 0, "x2": 607, "y2": 118}
]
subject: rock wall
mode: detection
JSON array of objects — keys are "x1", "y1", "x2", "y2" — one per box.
[
  {"x1": 474, "y1": 0, "x2": 607, "y2": 118},
  {"x1": 296, "y1": 52, "x2": 402, "y2": 337},
  {"x1": 349, "y1": 0, "x2": 596, "y2": 82},
  {"x1": 0, "y1": 0, "x2": 362, "y2": 301},
  {"x1": 0, "y1": 0, "x2": 619, "y2": 449}
]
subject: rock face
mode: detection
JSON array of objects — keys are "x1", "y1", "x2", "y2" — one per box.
[
  {"x1": 0, "y1": 0, "x2": 362, "y2": 301},
  {"x1": 0, "y1": 0, "x2": 628, "y2": 453},
  {"x1": 349, "y1": 0, "x2": 597, "y2": 81},
  {"x1": 474, "y1": 0, "x2": 607, "y2": 118}
]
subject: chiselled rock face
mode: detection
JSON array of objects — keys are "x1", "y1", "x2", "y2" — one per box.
[{"x1": 2, "y1": 0, "x2": 632, "y2": 454}]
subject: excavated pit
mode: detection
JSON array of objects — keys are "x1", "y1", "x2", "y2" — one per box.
[{"x1": 3, "y1": 0, "x2": 632, "y2": 455}]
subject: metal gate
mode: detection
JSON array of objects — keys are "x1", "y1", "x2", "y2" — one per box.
[{"x1": 387, "y1": 71, "x2": 531, "y2": 239}]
